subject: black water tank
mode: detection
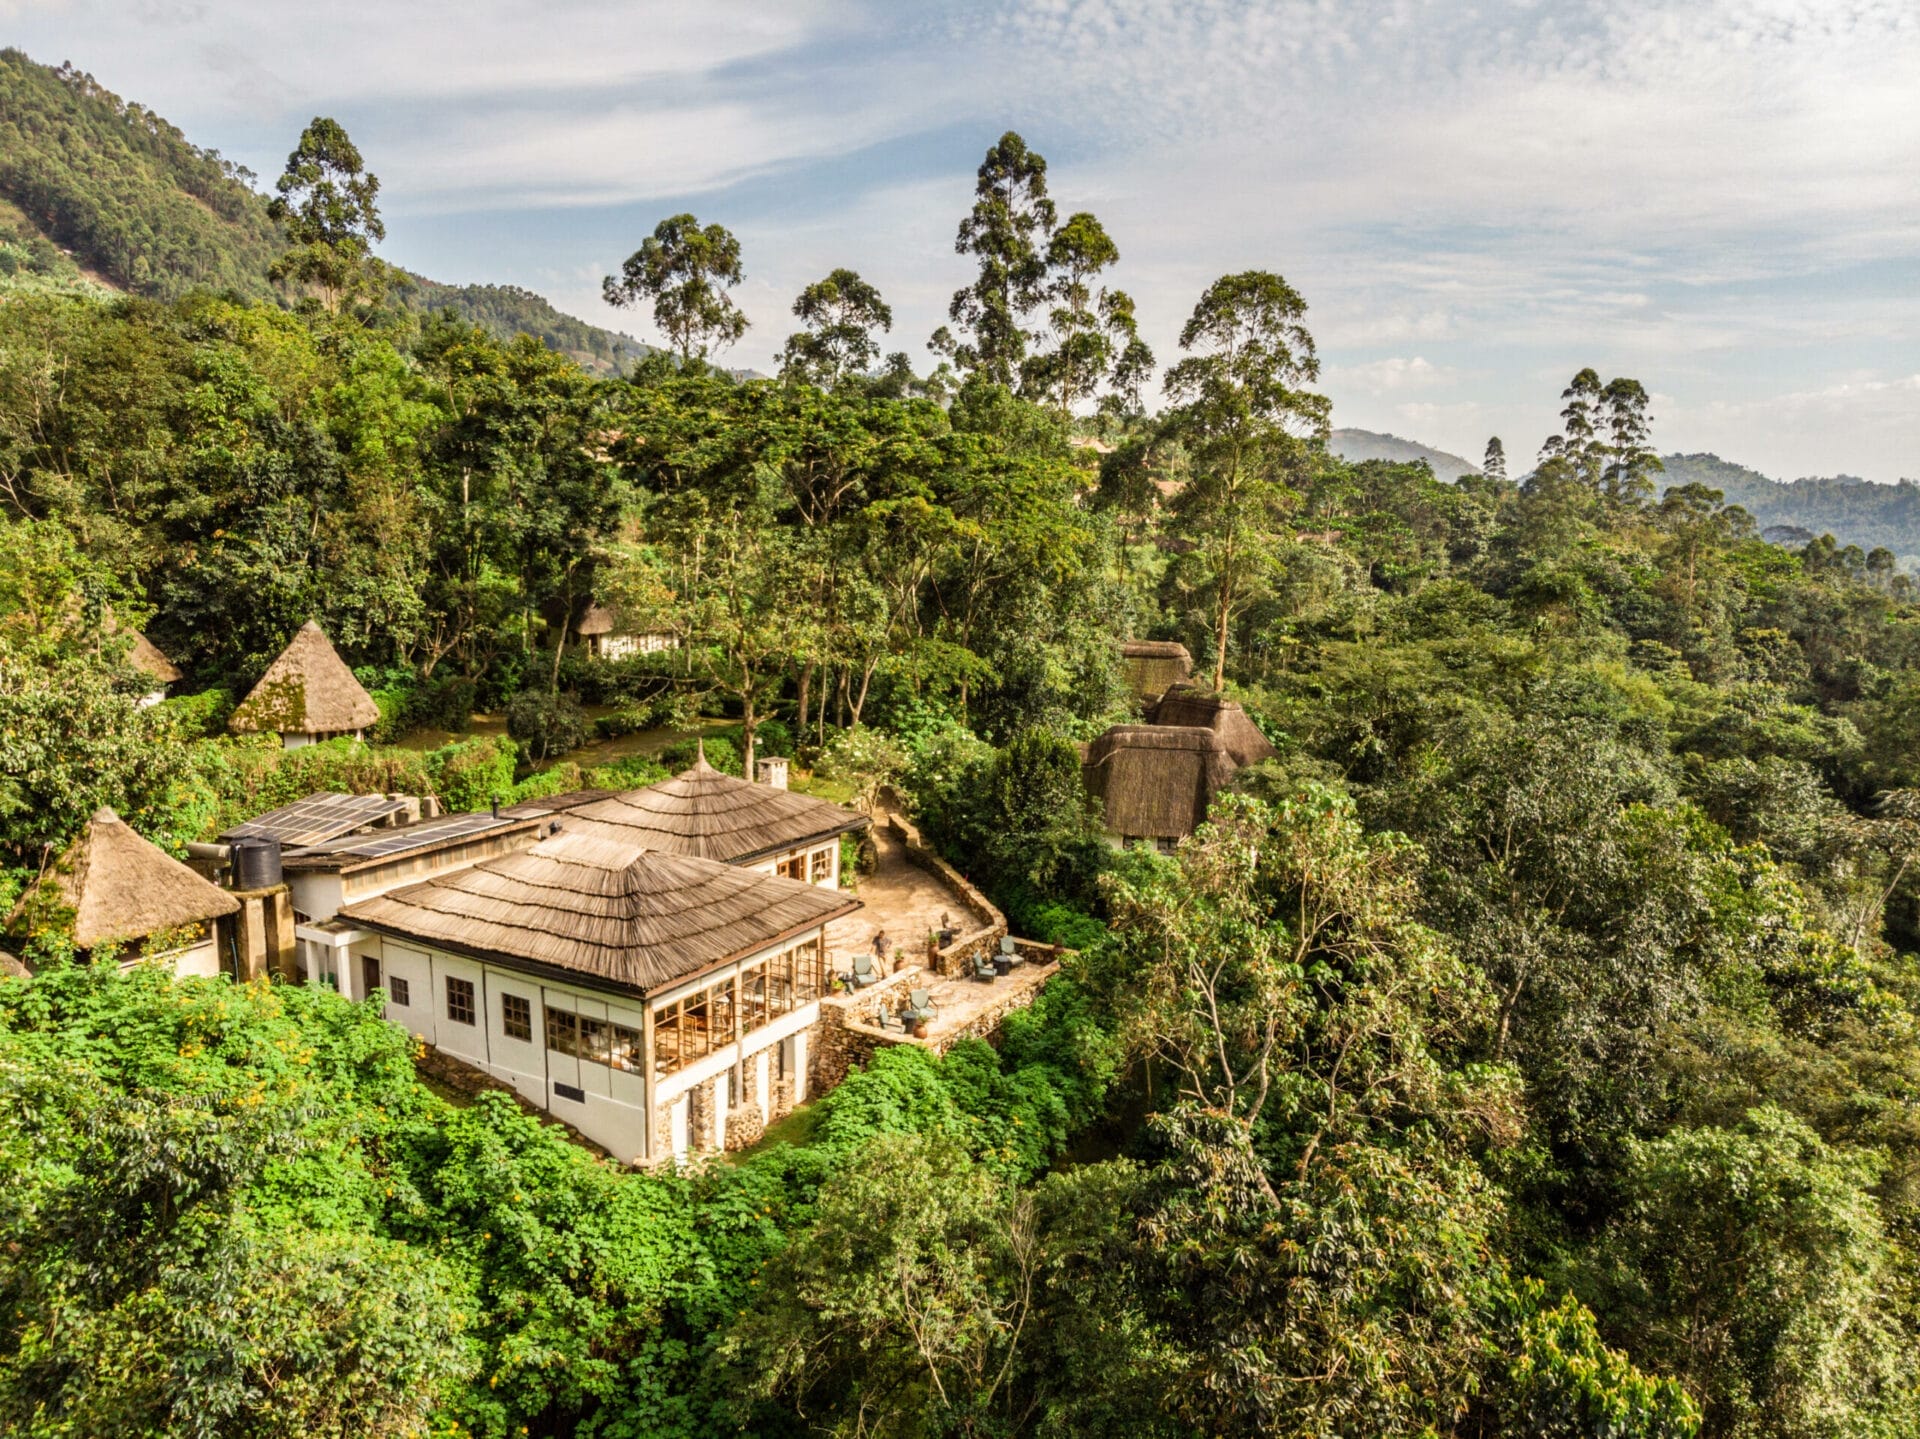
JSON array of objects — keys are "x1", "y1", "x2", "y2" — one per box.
[{"x1": 231, "y1": 837, "x2": 283, "y2": 891}]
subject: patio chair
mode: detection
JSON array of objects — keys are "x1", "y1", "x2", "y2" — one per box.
[
  {"x1": 999, "y1": 935, "x2": 1020, "y2": 964},
  {"x1": 971, "y1": 950, "x2": 998, "y2": 982},
  {"x1": 901, "y1": 988, "x2": 937, "y2": 1027},
  {"x1": 851, "y1": 953, "x2": 880, "y2": 989}
]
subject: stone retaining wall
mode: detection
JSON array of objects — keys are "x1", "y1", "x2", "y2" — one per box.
[{"x1": 886, "y1": 813, "x2": 1008, "y2": 977}]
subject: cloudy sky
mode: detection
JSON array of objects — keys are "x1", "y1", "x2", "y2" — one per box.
[{"x1": 11, "y1": 0, "x2": 1919, "y2": 480}]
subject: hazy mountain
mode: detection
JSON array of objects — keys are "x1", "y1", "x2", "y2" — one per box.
[
  {"x1": 0, "y1": 48, "x2": 649, "y2": 373},
  {"x1": 1329, "y1": 428, "x2": 1481, "y2": 482},
  {"x1": 1659, "y1": 452, "x2": 1920, "y2": 567}
]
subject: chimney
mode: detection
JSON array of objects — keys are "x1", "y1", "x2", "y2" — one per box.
[{"x1": 757, "y1": 755, "x2": 790, "y2": 791}]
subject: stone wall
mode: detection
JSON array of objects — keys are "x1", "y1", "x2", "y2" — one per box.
[
  {"x1": 886, "y1": 814, "x2": 1008, "y2": 977},
  {"x1": 812, "y1": 966, "x2": 921, "y2": 1091}
]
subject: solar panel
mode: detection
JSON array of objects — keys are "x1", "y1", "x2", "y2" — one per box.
[
  {"x1": 298, "y1": 809, "x2": 525, "y2": 860},
  {"x1": 221, "y1": 793, "x2": 412, "y2": 847}
]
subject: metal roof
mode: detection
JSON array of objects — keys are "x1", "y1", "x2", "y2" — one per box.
[{"x1": 220, "y1": 793, "x2": 412, "y2": 848}]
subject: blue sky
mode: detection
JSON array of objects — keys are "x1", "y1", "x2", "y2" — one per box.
[{"x1": 10, "y1": 0, "x2": 1919, "y2": 480}]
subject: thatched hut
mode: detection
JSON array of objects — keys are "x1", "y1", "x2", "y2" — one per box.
[
  {"x1": 1146, "y1": 685, "x2": 1277, "y2": 769},
  {"x1": 1120, "y1": 639, "x2": 1193, "y2": 704},
  {"x1": 102, "y1": 610, "x2": 182, "y2": 706},
  {"x1": 340, "y1": 830, "x2": 860, "y2": 1162},
  {"x1": 229, "y1": 621, "x2": 379, "y2": 748},
  {"x1": 11, "y1": 808, "x2": 238, "y2": 975},
  {"x1": 567, "y1": 750, "x2": 868, "y2": 885},
  {"x1": 573, "y1": 602, "x2": 676, "y2": 660},
  {"x1": 1082, "y1": 725, "x2": 1240, "y2": 850}
]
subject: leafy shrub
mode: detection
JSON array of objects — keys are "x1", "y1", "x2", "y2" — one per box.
[
  {"x1": 660, "y1": 734, "x2": 739, "y2": 776},
  {"x1": 593, "y1": 707, "x2": 649, "y2": 740},
  {"x1": 585, "y1": 754, "x2": 671, "y2": 790},
  {"x1": 506, "y1": 691, "x2": 586, "y2": 762},
  {"x1": 407, "y1": 675, "x2": 476, "y2": 733},
  {"x1": 424, "y1": 736, "x2": 518, "y2": 812},
  {"x1": 510, "y1": 761, "x2": 584, "y2": 804},
  {"x1": 154, "y1": 686, "x2": 235, "y2": 739},
  {"x1": 369, "y1": 686, "x2": 409, "y2": 743}
]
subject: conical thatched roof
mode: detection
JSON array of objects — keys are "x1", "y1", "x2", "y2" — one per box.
[
  {"x1": 1146, "y1": 686, "x2": 1276, "y2": 769},
  {"x1": 22, "y1": 808, "x2": 239, "y2": 950},
  {"x1": 1120, "y1": 639, "x2": 1192, "y2": 701},
  {"x1": 229, "y1": 621, "x2": 379, "y2": 736},
  {"x1": 342, "y1": 830, "x2": 859, "y2": 995},
  {"x1": 575, "y1": 603, "x2": 617, "y2": 637},
  {"x1": 566, "y1": 753, "x2": 868, "y2": 864},
  {"x1": 127, "y1": 631, "x2": 182, "y2": 684},
  {"x1": 101, "y1": 609, "x2": 183, "y2": 684},
  {"x1": 1083, "y1": 725, "x2": 1239, "y2": 842}
]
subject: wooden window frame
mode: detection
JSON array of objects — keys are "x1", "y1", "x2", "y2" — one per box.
[{"x1": 501, "y1": 992, "x2": 532, "y2": 1042}]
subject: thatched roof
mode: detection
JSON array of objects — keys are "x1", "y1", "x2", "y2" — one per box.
[
  {"x1": 500, "y1": 788, "x2": 619, "y2": 818},
  {"x1": 229, "y1": 621, "x2": 379, "y2": 736},
  {"x1": 1147, "y1": 686, "x2": 1276, "y2": 769},
  {"x1": 575, "y1": 603, "x2": 617, "y2": 637},
  {"x1": 1120, "y1": 639, "x2": 1192, "y2": 700},
  {"x1": 127, "y1": 631, "x2": 182, "y2": 684},
  {"x1": 566, "y1": 753, "x2": 869, "y2": 864},
  {"x1": 21, "y1": 808, "x2": 238, "y2": 950},
  {"x1": 101, "y1": 609, "x2": 183, "y2": 684},
  {"x1": 1083, "y1": 726, "x2": 1238, "y2": 841},
  {"x1": 342, "y1": 830, "x2": 859, "y2": 996}
]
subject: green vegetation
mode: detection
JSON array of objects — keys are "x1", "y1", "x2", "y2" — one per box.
[{"x1": 5, "y1": 81, "x2": 1920, "y2": 1438}]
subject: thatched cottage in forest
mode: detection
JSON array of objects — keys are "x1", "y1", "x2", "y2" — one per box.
[
  {"x1": 1145, "y1": 685, "x2": 1277, "y2": 768},
  {"x1": 572, "y1": 602, "x2": 677, "y2": 661},
  {"x1": 229, "y1": 621, "x2": 379, "y2": 748},
  {"x1": 339, "y1": 830, "x2": 858, "y2": 1162},
  {"x1": 11, "y1": 808, "x2": 238, "y2": 975},
  {"x1": 1119, "y1": 639, "x2": 1192, "y2": 706},
  {"x1": 1083, "y1": 687, "x2": 1277, "y2": 850},
  {"x1": 566, "y1": 750, "x2": 869, "y2": 886}
]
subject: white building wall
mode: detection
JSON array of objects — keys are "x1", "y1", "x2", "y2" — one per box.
[{"x1": 350, "y1": 931, "x2": 823, "y2": 1165}]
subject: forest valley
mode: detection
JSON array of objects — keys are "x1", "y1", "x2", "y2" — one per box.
[{"x1": 2, "y1": 110, "x2": 1920, "y2": 1439}]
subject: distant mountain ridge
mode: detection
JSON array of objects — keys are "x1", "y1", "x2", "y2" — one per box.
[
  {"x1": 0, "y1": 48, "x2": 648, "y2": 373},
  {"x1": 1329, "y1": 428, "x2": 1481, "y2": 482},
  {"x1": 1658, "y1": 452, "x2": 1920, "y2": 567}
]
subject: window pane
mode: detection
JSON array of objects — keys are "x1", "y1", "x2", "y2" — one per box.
[
  {"x1": 446, "y1": 976, "x2": 475, "y2": 1025},
  {"x1": 710, "y1": 980, "x2": 736, "y2": 1046},
  {"x1": 742, "y1": 964, "x2": 768, "y2": 1032},
  {"x1": 610, "y1": 1024, "x2": 641, "y2": 1073},
  {"x1": 811, "y1": 847, "x2": 832, "y2": 882},
  {"x1": 579, "y1": 1016, "x2": 610, "y2": 1065},
  {"x1": 655, "y1": 1000, "x2": 681, "y2": 1069},
  {"x1": 683, "y1": 993, "x2": 709, "y2": 1059},
  {"x1": 501, "y1": 992, "x2": 532, "y2": 1042},
  {"x1": 544, "y1": 1006, "x2": 579, "y2": 1056}
]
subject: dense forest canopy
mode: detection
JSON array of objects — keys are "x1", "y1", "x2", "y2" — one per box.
[{"x1": 2, "y1": 66, "x2": 1920, "y2": 1439}]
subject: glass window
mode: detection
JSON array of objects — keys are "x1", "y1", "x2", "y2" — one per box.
[
  {"x1": 741, "y1": 962, "x2": 768, "y2": 1033},
  {"x1": 682, "y1": 991, "x2": 710, "y2": 1061},
  {"x1": 446, "y1": 976, "x2": 475, "y2": 1025},
  {"x1": 655, "y1": 998, "x2": 681, "y2": 1069},
  {"x1": 794, "y1": 935, "x2": 827, "y2": 1001},
  {"x1": 810, "y1": 846, "x2": 833, "y2": 883},
  {"x1": 768, "y1": 951, "x2": 793, "y2": 1017},
  {"x1": 579, "y1": 1015, "x2": 610, "y2": 1065},
  {"x1": 710, "y1": 978, "x2": 737, "y2": 1047},
  {"x1": 389, "y1": 975, "x2": 411, "y2": 1007},
  {"x1": 777, "y1": 853, "x2": 807, "y2": 881},
  {"x1": 501, "y1": 992, "x2": 532, "y2": 1042},
  {"x1": 610, "y1": 1023, "x2": 642, "y2": 1073},
  {"x1": 544, "y1": 1006, "x2": 579, "y2": 1056}
]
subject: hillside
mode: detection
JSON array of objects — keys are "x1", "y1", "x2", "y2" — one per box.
[
  {"x1": 1660, "y1": 452, "x2": 1920, "y2": 565},
  {"x1": 1329, "y1": 427, "x2": 1481, "y2": 481},
  {"x1": 0, "y1": 48, "x2": 647, "y2": 372}
]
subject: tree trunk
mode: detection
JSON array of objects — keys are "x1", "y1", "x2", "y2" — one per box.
[
  {"x1": 796, "y1": 661, "x2": 813, "y2": 736},
  {"x1": 741, "y1": 689, "x2": 757, "y2": 782}
]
